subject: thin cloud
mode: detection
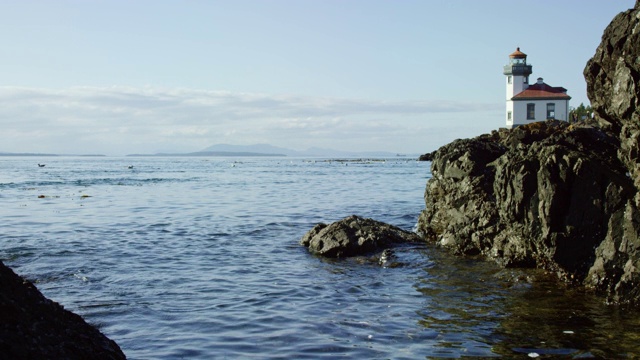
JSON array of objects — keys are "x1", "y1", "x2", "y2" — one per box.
[{"x1": 0, "y1": 86, "x2": 500, "y2": 155}]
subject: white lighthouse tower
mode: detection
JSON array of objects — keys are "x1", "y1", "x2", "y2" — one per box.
[
  {"x1": 504, "y1": 48, "x2": 532, "y2": 128},
  {"x1": 504, "y1": 48, "x2": 532, "y2": 102},
  {"x1": 503, "y1": 47, "x2": 571, "y2": 128}
]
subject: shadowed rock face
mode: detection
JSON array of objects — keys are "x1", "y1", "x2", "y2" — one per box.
[
  {"x1": 300, "y1": 215, "x2": 421, "y2": 258},
  {"x1": 584, "y1": 0, "x2": 640, "y2": 134},
  {"x1": 582, "y1": 1, "x2": 640, "y2": 304},
  {"x1": 584, "y1": 0, "x2": 640, "y2": 198},
  {"x1": 419, "y1": 2, "x2": 640, "y2": 305},
  {"x1": 0, "y1": 261, "x2": 126, "y2": 359},
  {"x1": 418, "y1": 121, "x2": 632, "y2": 277}
]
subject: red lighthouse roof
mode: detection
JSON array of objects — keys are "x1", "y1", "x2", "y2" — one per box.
[
  {"x1": 509, "y1": 47, "x2": 527, "y2": 59},
  {"x1": 512, "y1": 79, "x2": 571, "y2": 100}
]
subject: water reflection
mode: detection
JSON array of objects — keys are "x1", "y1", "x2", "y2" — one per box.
[
  {"x1": 494, "y1": 276, "x2": 640, "y2": 358},
  {"x1": 415, "y1": 246, "x2": 640, "y2": 358}
]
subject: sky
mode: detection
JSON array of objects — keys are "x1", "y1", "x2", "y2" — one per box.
[{"x1": 0, "y1": 1, "x2": 635, "y2": 156}]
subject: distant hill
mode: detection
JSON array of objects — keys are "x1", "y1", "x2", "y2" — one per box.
[
  {"x1": 198, "y1": 144, "x2": 404, "y2": 158},
  {"x1": 127, "y1": 150, "x2": 285, "y2": 157},
  {"x1": 200, "y1": 144, "x2": 292, "y2": 156},
  {"x1": 0, "y1": 152, "x2": 59, "y2": 157},
  {"x1": 0, "y1": 152, "x2": 105, "y2": 157}
]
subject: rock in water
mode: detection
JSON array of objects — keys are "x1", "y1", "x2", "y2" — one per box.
[
  {"x1": 0, "y1": 261, "x2": 126, "y2": 359},
  {"x1": 300, "y1": 215, "x2": 421, "y2": 258},
  {"x1": 418, "y1": 2, "x2": 640, "y2": 305}
]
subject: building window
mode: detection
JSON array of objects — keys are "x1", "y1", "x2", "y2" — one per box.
[
  {"x1": 527, "y1": 103, "x2": 535, "y2": 120},
  {"x1": 508, "y1": 76, "x2": 512, "y2": 84},
  {"x1": 523, "y1": 76, "x2": 528, "y2": 83},
  {"x1": 507, "y1": 111, "x2": 512, "y2": 120},
  {"x1": 547, "y1": 103, "x2": 555, "y2": 119}
]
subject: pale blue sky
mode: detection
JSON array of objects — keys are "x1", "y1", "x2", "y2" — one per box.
[{"x1": 0, "y1": 1, "x2": 634, "y2": 155}]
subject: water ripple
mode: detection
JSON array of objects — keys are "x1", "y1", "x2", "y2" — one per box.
[{"x1": 1, "y1": 157, "x2": 639, "y2": 359}]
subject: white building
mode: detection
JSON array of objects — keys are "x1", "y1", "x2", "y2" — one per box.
[{"x1": 503, "y1": 48, "x2": 571, "y2": 129}]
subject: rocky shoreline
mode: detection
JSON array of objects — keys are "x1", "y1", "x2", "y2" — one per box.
[
  {"x1": 419, "y1": 1, "x2": 640, "y2": 305},
  {"x1": 304, "y1": 1, "x2": 640, "y2": 305},
  {"x1": 2, "y1": 2, "x2": 639, "y2": 357}
]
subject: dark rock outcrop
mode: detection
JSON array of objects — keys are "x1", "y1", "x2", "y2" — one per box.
[
  {"x1": 418, "y1": 151, "x2": 435, "y2": 161},
  {"x1": 419, "y1": 2, "x2": 640, "y2": 305},
  {"x1": 582, "y1": 1, "x2": 640, "y2": 304},
  {"x1": 418, "y1": 121, "x2": 632, "y2": 279},
  {"x1": 300, "y1": 215, "x2": 421, "y2": 258},
  {"x1": 584, "y1": 0, "x2": 640, "y2": 135},
  {"x1": 0, "y1": 261, "x2": 126, "y2": 359}
]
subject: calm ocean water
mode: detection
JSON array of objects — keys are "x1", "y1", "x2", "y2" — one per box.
[{"x1": 1, "y1": 156, "x2": 639, "y2": 359}]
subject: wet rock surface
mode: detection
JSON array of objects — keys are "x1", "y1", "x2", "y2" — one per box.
[
  {"x1": 0, "y1": 261, "x2": 126, "y2": 359},
  {"x1": 418, "y1": 1, "x2": 640, "y2": 305},
  {"x1": 300, "y1": 215, "x2": 421, "y2": 258}
]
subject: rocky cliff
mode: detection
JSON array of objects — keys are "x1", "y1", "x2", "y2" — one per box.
[
  {"x1": 0, "y1": 261, "x2": 126, "y2": 359},
  {"x1": 418, "y1": 1, "x2": 640, "y2": 305}
]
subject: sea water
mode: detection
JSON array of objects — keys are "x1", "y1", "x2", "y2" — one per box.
[{"x1": 1, "y1": 156, "x2": 639, "y2": 359}]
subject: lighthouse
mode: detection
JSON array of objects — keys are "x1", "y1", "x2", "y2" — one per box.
[{"x1": 503, "y1": 48, "x2": 571, "y2": 128}]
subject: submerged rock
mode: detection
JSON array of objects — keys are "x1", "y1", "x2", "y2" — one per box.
[
  {"x1": 300, "y1": 215, "x2": 421, "y2": 258},
  {"x1": 418, "y1": 2, "x2": 640, "y2": 305},
  {"x1": 0, "y1": 261, "x2": 126, "y2": 359}
]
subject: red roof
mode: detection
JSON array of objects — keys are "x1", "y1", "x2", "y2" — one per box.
[
  {"x1": 512, "y1": 82, "x2": 571, "y2": 100},
  {"x1": 509, "y1": 47, "x2": 527, "y2": 59}
]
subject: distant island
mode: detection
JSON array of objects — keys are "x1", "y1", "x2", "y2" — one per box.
[
  {"x1": 127, "y1": 151, "x2": 286, "y2": 157},
  {"x1": 0, "y1": 152, "x2": 59, "y2": 157},
  {"x1": 0, "y1": 144, "x2": 416, "y2": 158},
  {"x1": 0, "y1": 152, "x2": 105, "y2": 157},
  {"x1": 127, "y1": 144, "x2": 408, "y2": 158}
]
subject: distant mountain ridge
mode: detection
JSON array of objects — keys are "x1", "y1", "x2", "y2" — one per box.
[
  {"x1": 0, "y1": 152, "x2": 59, "y2": 157},
  {"x1": 199, "y1": 143, "x2": 404, "y2": 158},
  {"x1": 128, "y1": 150, "x2": 284, "y2": 157},
  {"x1": 200, "y1": 144, "x2": 291, "y2": 156},
  {"x1": 0, "y1": 145, "x2": 412, "y2": 158},
  {"x1": 0, "y1": 152, "x2": 105, "y2": 157}
]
